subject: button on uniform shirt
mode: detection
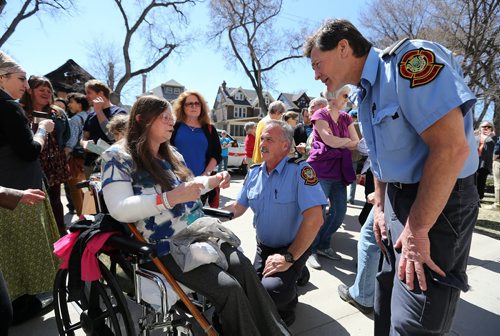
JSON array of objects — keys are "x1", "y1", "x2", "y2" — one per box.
[
  {"x1": 237, "y1": 156, "x2": 327, "y2": 248},
  {"x1": 357, "y1": 40, "x2": 477, "y2": 183}
]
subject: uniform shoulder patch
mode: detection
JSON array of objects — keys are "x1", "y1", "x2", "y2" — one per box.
[
  {"x1": 300, "y1": 166, "x2": 319, "y2": 186},
  {"x1": 398, "y1": 48, "x2": 444, "y2": 88},
  {"x1": 288, "y1": 157, "x2": 305, "y2": 164}
]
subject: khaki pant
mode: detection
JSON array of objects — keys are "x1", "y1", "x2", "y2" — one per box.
[
  {"x1": 493, "y1": 160, "x2": 500, "y2": 206},
  {"x1": 67, "y1": 157, "x2": 86, "y2": 215}
]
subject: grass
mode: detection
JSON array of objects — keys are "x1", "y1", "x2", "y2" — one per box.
[{"x1": 475, "y1": 182, "x2": 500, "y2": 240}]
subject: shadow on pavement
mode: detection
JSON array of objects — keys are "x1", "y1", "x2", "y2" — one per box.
[
  {"x1": 451, "y1": 298, "x2": 500, "y2": 335},
  {"x1": 10, "y1": 315, "x2": 57, "y2": 335},
  {"x1": 290, "y1": 302, "x2": 349, "y2": 336},
  {"x1": 467, "y1": 256, "x2": 500, "y2": 273}
]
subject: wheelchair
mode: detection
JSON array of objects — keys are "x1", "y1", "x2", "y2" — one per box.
[{"x1": 53, "y1": 179, "x2": 233, "y2": 336}]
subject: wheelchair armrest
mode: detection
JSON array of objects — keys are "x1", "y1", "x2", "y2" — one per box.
[
  {"x1": 107, "y1": 235, "x2": 156, "y2": 257},
  {"x1": 202, "y1": 207, "x2": 234, "y2": 220},
  {"x1": 75, "y1": 180, "x2": 90, "y2": 189}
]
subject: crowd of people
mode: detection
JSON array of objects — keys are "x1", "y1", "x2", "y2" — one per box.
[{"x1": 0, "y1": 15, "x2": 496, "y2": 336}]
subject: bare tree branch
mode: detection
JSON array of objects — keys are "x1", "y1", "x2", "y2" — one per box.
[
  {"x1": 0, "y1": 0, "x2": 73, "y2": 48},
  {"x1": 209, "y1": 0, "x2": 305, "y2": 112}
]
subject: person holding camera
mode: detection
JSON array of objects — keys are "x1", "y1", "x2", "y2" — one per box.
[
  {"x1": 0, "y1": 51, "x2": 60, "y2": 327},
  {"x1": 20, "y1": 76, "x2": 71, "y2": 235}
]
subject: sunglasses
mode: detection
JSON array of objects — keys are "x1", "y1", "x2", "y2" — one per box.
[
  {"x1": 481, "y1": 125, "x2": 492, "y2": 129},
  {"x1": 184, "y1": 101, "x2": 201, "y2": 108}
]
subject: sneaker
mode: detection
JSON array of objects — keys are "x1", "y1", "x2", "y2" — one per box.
[
  {"x1": 337, "y1": 284, "x2": 373, "y2": 314},
  {"x1": 317, "y1": 248, "x2": 342, "y2": 261},
  {"x1": 306, "y1": 253, "x2": 322, "y2": 270}
]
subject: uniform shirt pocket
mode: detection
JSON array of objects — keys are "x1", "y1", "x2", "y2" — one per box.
[{"x1": 372, "y1": 104, "x2": 412, "y2": 151}]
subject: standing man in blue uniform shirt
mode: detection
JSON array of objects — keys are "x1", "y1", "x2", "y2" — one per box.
[
  {"x1": 226, "y1": 120, "x2": 327, "y2": 326},
  {"x1": 304, "y1": 19, "x2": 479, "y2": 335}
]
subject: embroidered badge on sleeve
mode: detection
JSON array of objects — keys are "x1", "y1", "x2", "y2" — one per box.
[
  {"x1": 301, "y1": 166, "x2": 319, "y2": 186},
  {"x1": 399, "y1": 48, "x2": 444, "y2": 88}
]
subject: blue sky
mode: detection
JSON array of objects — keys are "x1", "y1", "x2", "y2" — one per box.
[{"x1": 1, "y1": 0, "x2": 368, "y2": 106}]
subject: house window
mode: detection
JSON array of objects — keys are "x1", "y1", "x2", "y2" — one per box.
[
  {"x1": 165, "y1": 87, "x2": 173, "y2": 94},
  {"x1": 230, "y1": 125, "x2": 244, "y2": 137},
  {"x1": 265, "y1": 97, "x2": 269, "y2": 105},
  {"x1": 173, "y1": 88, "x2": 181, "y2": 94},
  {"x1": 235, "y1": 92, "x2": 244, "y2": 101},
  {"x1": 234, "y1": 107, "x2": 247, "y2": 118}
]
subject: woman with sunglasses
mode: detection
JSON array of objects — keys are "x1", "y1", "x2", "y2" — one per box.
[
  {"x1": 101, "y1": 95, "x2": 290, "y2": 335},
  {"x1": 306, "y1": 85, "x2": 359, "y2": 270},
  {"x1": 171, "y1": 91, "x2": 222, "y2": 206},
  {"x1": 476, "y1": 121, "x2": 497, "y2": 199}
]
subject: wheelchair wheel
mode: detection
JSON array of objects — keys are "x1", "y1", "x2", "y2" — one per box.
[{"x1": 53, "y1": 260, "x2": 135, "y2": 335}]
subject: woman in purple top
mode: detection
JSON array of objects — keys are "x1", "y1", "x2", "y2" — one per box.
[{"x1": 306, "y1": 85, "x2": 359, "y2": 270}]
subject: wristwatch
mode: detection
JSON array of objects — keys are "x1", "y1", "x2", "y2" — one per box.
[{"x1": 282, "y1": 252, "x2": 295, "y2": 263}]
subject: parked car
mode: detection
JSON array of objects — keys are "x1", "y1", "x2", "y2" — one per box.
[{"x1": 217, "y1": 129, "x2": 247, "y2": 174}]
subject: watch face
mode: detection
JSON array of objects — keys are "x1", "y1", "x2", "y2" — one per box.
[{"x1": 284, "y1": 253, "x2": 294, "y2": 263}]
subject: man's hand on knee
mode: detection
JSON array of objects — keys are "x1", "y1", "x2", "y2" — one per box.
[{"x1": 262, "y1": 253, "x2": 292, "y2": 277}]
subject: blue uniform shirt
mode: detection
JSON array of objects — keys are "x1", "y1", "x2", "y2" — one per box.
[
  {"x1": 237, "y1": 156, "x2": 327, "y2": 248},
  {"x1": 357, "y1": 40, "x2": 477, "y2": 183}
]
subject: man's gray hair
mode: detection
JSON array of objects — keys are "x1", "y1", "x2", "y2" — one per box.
[
  {"x1": 268, "y1": 101, "x2": 286, "y2": 116},
  {"x1": 264, "y1": 119, "x2": 294, "y2": 150},
  {"x1": 244, "y1": 121, "x2": 256, "y2": 132}
]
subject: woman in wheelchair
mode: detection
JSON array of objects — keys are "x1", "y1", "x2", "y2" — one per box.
[{"x1": 100, "y1": 95, "x2": 290, "y2": 336}]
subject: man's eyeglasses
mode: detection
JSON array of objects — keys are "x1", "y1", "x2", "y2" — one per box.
[{"x1": 184, "y1": 101, "x2": 201, "y2": 108}]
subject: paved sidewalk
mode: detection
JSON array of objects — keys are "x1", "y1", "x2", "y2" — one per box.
[{"x1": 9, "y1": 175, "x2": 500, "y2": 335}]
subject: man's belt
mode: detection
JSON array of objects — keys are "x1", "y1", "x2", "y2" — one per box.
[{"x1": 390, "y1": 174, "x2": 476, "y2": 192}]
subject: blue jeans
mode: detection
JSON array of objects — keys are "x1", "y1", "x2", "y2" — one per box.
[
  {"x1": 218, "y1": 156, "x2": 228, "y2": 172},
  {"x1": 348, "y1": 161, "x2": 357, "y2": 202},
  {"x1": 349, "y1": 208, "x2": 379, "y2": 307},
  {"x1": 311, "y1": 179, "x2": 347, "y2": 252}
]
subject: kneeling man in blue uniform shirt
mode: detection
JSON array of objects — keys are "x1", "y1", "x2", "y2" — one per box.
[{"x1": 226, "y1": 120, "x2": 327, "y2": 326}]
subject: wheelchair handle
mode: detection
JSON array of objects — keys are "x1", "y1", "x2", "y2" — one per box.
[{"x1": 127, "y1": 223, "x2": 217, "y2": 336}]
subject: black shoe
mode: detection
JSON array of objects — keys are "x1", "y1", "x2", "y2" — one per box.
[
  {"x1": 337, "y1": 284, "x2": 373, "y2": 314},
  {"x1": 11, "y1": 294, "x2": 43, "y2": 325},
  {"x1": 279, "y1": 310, "x2": 296, "y2": 327},
  {"x1": 297, "y1": 266, "x2": 310, "y2": 287}
]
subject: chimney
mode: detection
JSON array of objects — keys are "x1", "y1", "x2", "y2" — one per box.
[
  {"x1": 222, "y1": 80, "x2": 226, "y2": 90},
  {"x1": 142, "y1": 74, "x2": 147, "y2": 94}
]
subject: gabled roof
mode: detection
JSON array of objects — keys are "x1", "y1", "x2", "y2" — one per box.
[
  {"x1": 163, "y1": 79, "x2": 184, "y2": 87},
  {"x1": 217, "y1": 82, "x2": 273, "y2": 108},
  {"x1": 45, "y1": 59, "x2": 95, "y2": 93}
]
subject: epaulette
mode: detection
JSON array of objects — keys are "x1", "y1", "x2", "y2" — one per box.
[
  {"x1": 249, "y1": 163, "x2": 262, "y2": 169},
  {"x1": 381, "y1": 37, "x2": 410, "y2": 59},
  {"x1": 288, "y1": 157, "x2": 306, "y2": 164}
]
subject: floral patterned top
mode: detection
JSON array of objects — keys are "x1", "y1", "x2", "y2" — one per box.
[{"x1": 101, "y1": 144, "x2": 205, "y2": 257}]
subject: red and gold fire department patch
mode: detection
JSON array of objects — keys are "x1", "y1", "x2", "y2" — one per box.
[
  {"x1": 399, "y1": 48, "x2": 444, "y2": 88},
  {"x1": 301, "y1": 166, "x2": 319, "y2": 186}
]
